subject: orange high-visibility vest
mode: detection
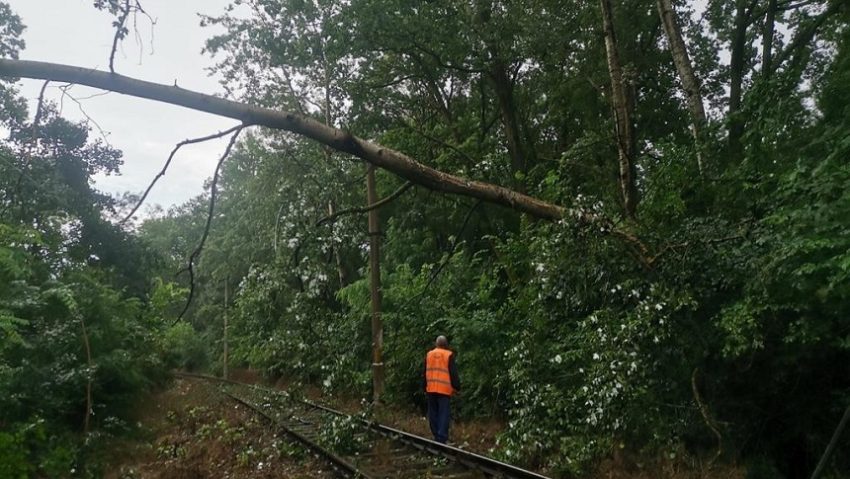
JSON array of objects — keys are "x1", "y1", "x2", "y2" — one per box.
[{"x1": 425, "y1": 347, "x2": 454, "y2": 396}]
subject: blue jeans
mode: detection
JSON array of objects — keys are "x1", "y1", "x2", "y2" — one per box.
[{"x1": 427, "y1": 393, "x2": 451, "y2": 443}]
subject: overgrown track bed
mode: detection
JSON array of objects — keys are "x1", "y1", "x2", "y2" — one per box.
[{"x1": 175, "y1": 372, "x2": 550, "y2": 479}]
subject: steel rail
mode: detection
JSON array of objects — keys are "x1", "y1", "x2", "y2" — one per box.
[
  {"x1": 303, "y1": 400, "x2": 550, "y2": 479},
  {"x1": 220, "y1": 389, "x2": 372, "y2": 479},
  {"x1": 175, "y1": 372, "x2": 550, "y2": 479}
]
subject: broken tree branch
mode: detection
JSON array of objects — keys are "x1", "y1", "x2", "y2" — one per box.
[{"x1": 0, "y1": 59, "x2": 564, "y2": 220}]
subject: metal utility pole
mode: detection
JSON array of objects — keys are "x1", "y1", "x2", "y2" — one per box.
[
  {"x1": 367, "y1": 165, "x2": 384, "y2": 404},
  {"x1": 223, "y1": 276, "x2": 229, "y2": 380}
]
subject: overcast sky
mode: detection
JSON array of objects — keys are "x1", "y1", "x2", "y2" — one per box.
[{"x1": 9, "y1": 0, "x2": 240, "y2": 216}]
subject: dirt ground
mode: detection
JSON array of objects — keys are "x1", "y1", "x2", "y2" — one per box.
[
  {"x1": 105, "y1": 373, "x2": 504, "y2": 478},
  {"x1": 107, "y1": 372, "x2": 746, "y2": 479},
  {"x1": 105, "y1": 378, "x2": 332, "y2": 478},
  {"x1": 223, "y1": 368, "x2": 504, "y2": 457},
  {"x1": 299, "y1": 389, "x2": 504, "y2": 457}
]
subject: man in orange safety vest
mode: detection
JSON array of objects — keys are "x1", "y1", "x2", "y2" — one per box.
[{"x1": 423, "y1": 335, "x2": 461, "y2": 444}]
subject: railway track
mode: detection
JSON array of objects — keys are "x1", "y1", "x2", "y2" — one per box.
[{"x1": 175, "y1": 372, "x2": 549, "y2": 479}]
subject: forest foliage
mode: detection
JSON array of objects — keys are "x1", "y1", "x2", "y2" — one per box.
[{"x1": 1, "y1": 0, "x2": 850, "y2": 478}]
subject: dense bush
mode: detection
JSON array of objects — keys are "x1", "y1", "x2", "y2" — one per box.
[{"x1": 0, "y1": 11, "x2": 175, "y2": 468}]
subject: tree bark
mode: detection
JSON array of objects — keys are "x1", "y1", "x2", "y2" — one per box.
[
  {"x1": 728, "y1": 0, "x2": 753, "y2": 160},
  {"x1": 366, "y1": 165, "x2": 384, "y2": 405},
  {"x1": 473, "y1": 0, "x2": 532, "y2": 185},
  {"x1": 223, "y1": 277, "x2": 228, "y2": 380},
  {"x1": 327, "y1": 201, "x2": 350, "y2": 287},
  {"x1": 0, "y1": 59, "x2": 564, "y2": 221},
  {"x1": 79, "y1": 315, "x2": 93, "y2": 434},
  {"x1": 656, "y1": 0, "x2": 707, "y2": 174},
  {"x1": 319, "y1": 55, "x2": 350, "y2": 289},
  {"x1": 762, "y1": 0, "x2": 777, "y2": 76},
  {"x1": 489, "y1": 62, "x2": 527, "y2": 183},
  {"x1": 600, "y1": 0, "x2": 639, "y2": 218}
]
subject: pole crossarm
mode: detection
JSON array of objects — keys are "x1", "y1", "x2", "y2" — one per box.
[{"x1": 0, "y1": 59, "x2": 565, "y2": 221}]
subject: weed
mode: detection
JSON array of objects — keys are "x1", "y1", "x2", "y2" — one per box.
[{"x1": 320, "y1": 413, "x2": 368, "y2": 455}]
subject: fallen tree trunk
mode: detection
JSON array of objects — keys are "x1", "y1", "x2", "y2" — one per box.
[{"x1": 0, "y1": 59, "x2": 565, "y2": 220}]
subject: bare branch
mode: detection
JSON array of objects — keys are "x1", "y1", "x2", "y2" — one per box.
[
  {"x1": 108, "y1": 0, "x2": 155, "y2": 71},
  {"x1": 57, "y1": 84, "x2": 113, "y2": 147},
  {"x1": 316, "y1": 181, "x2": 414, "y2": 227},
  {"x1": 110, "y1": 0, "x2": 132, "y2": 73},
  {"x1": 692, "y1": 368, "x2": 723, "y2": 465},
  {"x1": 121, "y1": 124, "x2": 244, "y2": 223},
  {"x1": 131, "y1": 1, "x2": 156, "y2": 63},
  {"x1": 176, "y1": 126, "x2": 244, "y2": 323},
  {"x1": 73, "y1": 90, "x2": 112, "y2": 101}
]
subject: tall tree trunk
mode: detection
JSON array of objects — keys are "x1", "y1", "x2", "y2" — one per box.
[
  {"x1": 320, "y1": 53, "x2": 349, "y2": 289},
  {"x1": 489, "y1": 63, "x2": 527, "y2": 184},
  {"x1": 223, "y1": 277, "x2": 229, "y2": 380},
  {"x1": 600, "y1": 0, "x2": 639, "y2": 218},
  {"x1": 366, "y1": 165, "x2": 384, "y2": 405},
  {"x1": 657, "y1": 0, "x2": 708, "y2": 174},
  {"x1": 327, "y1": 200, "x2": 349, "y2": 287},
  {"x1": 728, "y1": 0, "x2": 752, "y2": 160},
  {"x1": 762, "y1": 0, "x2": 777, "y2": 77},
  {"x1": 473, "y1": 0, "x2": 531, "y2": 186},
  {"x1": 79, "y1": 315, "x2": 93, "y2": 434}
]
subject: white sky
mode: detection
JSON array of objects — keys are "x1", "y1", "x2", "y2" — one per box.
[{"x1": 8, "y1": 0, "x2": 239, "y2": 215}]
